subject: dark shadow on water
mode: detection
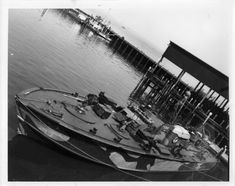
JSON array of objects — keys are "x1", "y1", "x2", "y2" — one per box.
[
  {"x1": 8, "y1": 135, "x2": 140, "y2": 181},
  {"x1": 8, "y1": 135, "x2": 229, "y2": 181},
  {"x1": 8, "y1": 105, "x2": 18, "y2": 140}
]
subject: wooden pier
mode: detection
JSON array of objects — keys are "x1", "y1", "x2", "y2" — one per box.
[
  {"x1": 61, "y1": 9, "x2": 229, "y2": 153},
  {"x1": 130, "y1": 42, "x2": 229, "y2": 151},
  {"x1": 64, "y1": 8, "x2": 157, "y2": 73}
]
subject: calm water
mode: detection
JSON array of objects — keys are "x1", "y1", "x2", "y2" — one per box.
[
  {"x1": 8, "y1": 9, "x2": 141, "y2": 139},
  {"x1": 8, "y1": 9, "x2": 228, "y2": 181}
]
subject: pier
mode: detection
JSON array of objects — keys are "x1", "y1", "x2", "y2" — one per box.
[
  {"x1": 64, "y1": 8, "x2": 157, "y2": 73},
  {"x1": 130, "y1": 42, "x2": 229, "y2": 151},
  {"x1": 62, "y1": 8, "x2": 229, "y2": 154},
  {"x1": 108, "y1": 34, "x2": 155, "y2": 73}
]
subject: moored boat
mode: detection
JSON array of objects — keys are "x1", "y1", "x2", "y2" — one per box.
[{"x1": 15, "y1": 87, "x2": 218, "y2": 175}]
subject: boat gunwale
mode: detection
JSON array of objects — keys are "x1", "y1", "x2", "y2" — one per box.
[
  {"x1": 15, "y1": 87, "x2": 217, "y2": 164},
  {"x1": 15, "y1": 101, "x2": 218, "y2": 174}
]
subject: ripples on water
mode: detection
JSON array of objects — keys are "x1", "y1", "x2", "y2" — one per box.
[
  {"x1": 8, "y1": 9, "x2": 228, "y2": 181},
  {"x1": 8, "y1": 9, "x2": 141, "y2": 139}
]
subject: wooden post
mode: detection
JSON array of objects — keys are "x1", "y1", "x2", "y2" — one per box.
[
  {"x1": 153, "y1": 56, "x2": 164, "y2": 72},
  {"x1": 116, "y1": 37, "x2": 125, "y2": 52},
  {"x1": 136, "y1": 55, "x2": 144, "y2": 68},
  {"x1": 192, "y1": 88, "x2": 212, "y2": 113},
  {"x1": 219, "y1": 98, "x2": 227, "y2": 108},
  {"x1": 134, "y1": 79, "x2": 150, "y2": 99},
  {"x1": 202, "y1": 112, "x2": 213, "y2": 126},
  {"x1": 193, "y1": 81, "x2": 201, "y2": 91},
  {"x1": 131, "y1": 51, "x2": 139, "y2": 64},
  {"x1": 121, "y1": 44, "x2": 129, "y2": 56},
  {"x1": 169, "y1": 70, "x2": 185, "y2": 92},
  {"x1": 130, "y1": 66, "x2": 152, "y2": 99},
  {"x1": 158, "y1": 71, "x2": 185, "y2": 114},
  {"x1": 112, "y1": 37, "x2": 119, "y2": 49},
  {"x1": 200, "y1": 112, "x2": 213, "y2": 137},
  {"x1": 219, "y1": 98, "x2": 225, "y2": 107},
  {"x1": 171, "y1": 94, "x2": 191, "y2": 124},
  {"x1": 212, "y1": 114, "x2": 218, "y2": 120},
  {"x1": 196, "y1": 83, "x2": 204, "y2": 93},
  {"x1": 226, "y1": 107, "x2": 229, "y2": 112},
  {"x1": 218, "y1": 136, "x2": 224, "y2": 147},
  {"x1": 208, "y1": 90, "x2": 215, "y2": 100},
  {"x1": 213, "y1": 94, "x2": 220, "y2": 103},
  {"x1": 126, "y1": 48, "x2": 134, "y2": 60},
  {"x1": 161, "y1": 69, "x2": 185, "y2": 97},
  {"x1": 222, "y1": 100, "x2": 228, "y2": 110},
  {"x1": 82, "y1": 18, "x2": 89, "y2": 30},
  {"x1": 142, "y1": 59, "x2": 149, "y2": 72},
  {"x1": 220, "y1": 120, "x2": 225, "y2": 126}
]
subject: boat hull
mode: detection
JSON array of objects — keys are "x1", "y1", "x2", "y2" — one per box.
[{"x1": 15, "y1": 87, "x2": 217, "y2": 174}]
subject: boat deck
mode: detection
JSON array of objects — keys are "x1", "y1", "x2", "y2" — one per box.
[{"x1": 15, "y1": 87, "x2": 217, "y2": 172}]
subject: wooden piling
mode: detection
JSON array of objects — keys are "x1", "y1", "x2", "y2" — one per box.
[
  {"x1": 126, "y1": 48, "x2": 134, "y2": 60},
  {"x1": 131, "y1": 51, "x2": 139, "y2": 64},
  {"x1": 116, "y1": 37, "x2": 125, "y2": 52}
]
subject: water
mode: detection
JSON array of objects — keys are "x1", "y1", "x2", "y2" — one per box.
[
  {"x1": 8, "y1": 9, "x2": 141, "y2": 139},
  {"x1": 8, "y1": 9, "x2": 228, "y2": 181}
]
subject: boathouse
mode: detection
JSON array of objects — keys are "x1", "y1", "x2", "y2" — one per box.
[{"x1": 130, "y1": 41, "x2": 229, "y2": 149}]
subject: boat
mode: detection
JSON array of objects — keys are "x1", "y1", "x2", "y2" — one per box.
[
  {"x1": 15, "y1": 87, "x2": 218, "y2": 177},
  {"x1": 88, "y1": 22, "x2": 111, "y2": 42},
  {"x1": 66, "y1": 10, "x2": 111, "y2": 42}
]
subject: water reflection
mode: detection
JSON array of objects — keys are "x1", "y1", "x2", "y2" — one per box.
[{"x1": 8, "y1": 8, "x2": 140, "y2": 138}]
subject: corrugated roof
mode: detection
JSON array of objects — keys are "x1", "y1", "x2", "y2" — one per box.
[{"x1": 162, "y1": 41, "x2": 228, "y2": 99}]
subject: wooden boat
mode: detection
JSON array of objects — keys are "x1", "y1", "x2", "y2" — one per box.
[{"x1": 15, "y1": 87, "x2": 218, "y2": 175}]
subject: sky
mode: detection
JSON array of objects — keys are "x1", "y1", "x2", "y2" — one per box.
[
  {"x1": 87, "y1": 0, "x2": 233, "y2": 77},
  {"x1": 0, "y1": 0, "x2": 233, "y2": 113},
  {"x1": 1, "y1": 0, "x2": 233, "y2": 76},
  {"x1": 0, "y1": 0, "x2": 233, "y2": 98}
]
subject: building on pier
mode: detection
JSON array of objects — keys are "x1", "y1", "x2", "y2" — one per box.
[{"x1": 130, "y1": 41, "x2": 229, "y2": 150}]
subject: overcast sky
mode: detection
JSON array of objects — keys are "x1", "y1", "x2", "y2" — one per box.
[
  {"x1": 88, "y1": 0, "x2": 233, "y2": 76},
  {"x1": 1, "y1": 0, "x2": 234, "y2": 95},
  {"x1": 1, "y1": 0, "x2": 233, "y2": 76}
]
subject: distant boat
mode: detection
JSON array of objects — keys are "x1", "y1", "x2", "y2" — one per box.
[{"x1": 66, "y1": 10, "x2": 111, "y2": 42}]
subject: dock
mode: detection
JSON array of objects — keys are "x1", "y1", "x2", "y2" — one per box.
[
  {"x1": 60, "y1": 8, "x2": 229, "y2": 162},
  {"x1": 129, "y1": 42, "x2": 229, "y2": 162}
]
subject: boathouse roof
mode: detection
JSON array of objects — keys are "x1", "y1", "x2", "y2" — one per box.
[{"x1": 162, "y1": 41, "x2": 228, "y2": 99}]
